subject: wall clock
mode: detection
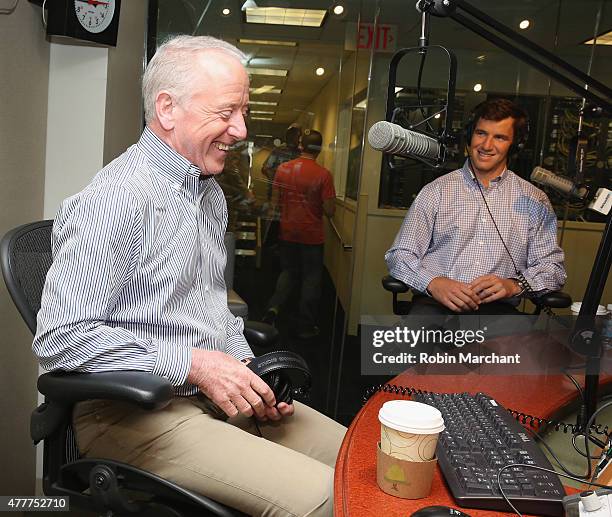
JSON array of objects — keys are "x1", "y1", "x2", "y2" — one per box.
[{"x1": 46, "y1": 0, "x2": 121, "y2": 46}]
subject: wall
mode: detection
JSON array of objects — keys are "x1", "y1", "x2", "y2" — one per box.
[
  {"x1": 0, "y1": 1, "x2": 49, "y2": 495},
  {"x1": 104, "y1": 0, "x2": 148, "y2": 164}
]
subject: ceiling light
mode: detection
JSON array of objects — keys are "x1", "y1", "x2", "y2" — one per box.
[
  {"x1": 476, "y1": 54, "x2": 486, "y2": 62},
  {"x1": 583, "y1": 30, "x2": 612, "y2": 45},
  {"x1": 245, "y1": 7, "x2": 327, "y2": 27},
  {"x1": 395, "y1": 87, "x2": 403, "y2": 93},
  {"x1": 434, "y1": 113, "x2": 441, "y2": 119},
  {"x1": 251, "y1": 116, "x2": 273, "y2": 121},
  {"x1": 333, "y1": 4, "x2": 344, "y2": 15},
  {"x1": 246, "y1": 67, "x2": 288, "y2": 77},
  {"x1": 249, "y1": 100, "x2": 278, "y2": 106},
  {"x1": 239, "y1": 38, "x2": 297, "y2": 47},
  {"x1": 250, "y1": 110, "x2": 275, "y2": 115},
  {"x1": 315, "y1": 67, "x2": 325, "y2": 76},
  {"x1": 250, "y1": 86, "x2": 282, "y2": 95},
  {"x1": 473, "y1": 83, "x2": 483, "y2": 92},
  {"x1": 241, "y1": 0, "x2": 258, "y2": 12},
  {"x1": 519, "y1": 19, "x2": 530, "y2": 30},
  {"x1": 222, "y1": 7, "x2": 231, "y2": 16}
]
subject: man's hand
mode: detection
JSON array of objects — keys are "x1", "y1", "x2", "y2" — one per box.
[
  {"x1": 427, "y1": 277, "x2": 481, "y2": 313},
  {"x1": 469, "y1": 275, "x2": 521, "y2": 303},
  {"x1": 188, "y1": 350, "x2": 292, "y2": 420}
]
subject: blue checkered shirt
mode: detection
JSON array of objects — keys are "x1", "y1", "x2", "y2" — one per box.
[
  {"x1": 385, "y1": 161, "x2": 566, "y2": 296},
  {"x1": 33, "y1": 127, "x2": 253, "y2": 395}
]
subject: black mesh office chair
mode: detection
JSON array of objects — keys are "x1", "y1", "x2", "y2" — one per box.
[
  {"x1": 382, "y1": 274, "x2": 572, "y2": 315},
  {"x1": 1, "y1": 219, "x2": 278, "y2": 517}
]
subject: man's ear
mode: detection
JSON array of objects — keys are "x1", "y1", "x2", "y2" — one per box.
[{"x1": 155, "y1": 91, "x2": 176, "y2": 131}]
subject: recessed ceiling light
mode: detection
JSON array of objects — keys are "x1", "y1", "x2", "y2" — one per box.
[
  {"x1": 519, "y1": 19, "x2": 530, "y2": 30},
  {"x1": 249, "y1": 100, "x2": 278, "y2": 106},
  {"x1": 250, "y1": 110, "x2": 275, "y2": 115},
  {"x1": 583, "y1": 29, "x2": 612, "y2": 45},
  {"x1": 473, "y1": 83, "x2": 483, "y2": 92},
  {"x1": 250, "y1": 86, "x2": 282, "y2": 95},
  {"x1": 239, "y1": 38, "x2": 297, "y2": 47},
  {"x1": 222, "y1": 7, "x2": 231, "y2": 16},
  {"x1": 245, "y1": 7, "x2": 327, "y2": 27},
  {"x1": 333, "y1": 4, "x2": 344, "y2": 15},
  {"x1": 251, "y1": 116, "x2": 274, "y2": 121},
  {"x1": 315, "y1": 67, "x2": 325, "y2": 76},
  {"x1": 246, "y1": 67, "x2": 288, "y2": 77}
]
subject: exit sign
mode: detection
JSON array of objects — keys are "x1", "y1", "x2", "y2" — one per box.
[{"x1": 357, "y1": 23, "x2": 397, "y2": 52}]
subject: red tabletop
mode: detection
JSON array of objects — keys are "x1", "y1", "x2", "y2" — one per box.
[{"x1": 334, "y1": 333, "x2": 612, "y2": 517}]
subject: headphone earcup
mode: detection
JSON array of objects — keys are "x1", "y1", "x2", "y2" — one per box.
[{"x1": 262, "y1": 371, "x2": 293, "y2": 405}]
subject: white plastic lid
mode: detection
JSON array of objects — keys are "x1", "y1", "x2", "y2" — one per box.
[
  {"x1": 570, "y1": 302, "x2": 608, "y2": 316},
  {"x1": 378, "y1": 400, "x2": 445, "y2": 434}
]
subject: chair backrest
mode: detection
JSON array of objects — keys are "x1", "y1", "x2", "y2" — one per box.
[{"x1": 0, "y1": 220, "x2": 54, "y2": 334}]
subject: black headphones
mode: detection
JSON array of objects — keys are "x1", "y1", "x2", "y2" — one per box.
[
  {"x1": 465, "y1": 101, "x2": 530, "y2": 155},
  {"x1": 197, "y1": 351, "x2": 311, "y2": 420}
]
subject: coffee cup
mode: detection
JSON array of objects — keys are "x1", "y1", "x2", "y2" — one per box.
[{"x1": 378, "y1": 400, "x2": 445, "y2": 461}]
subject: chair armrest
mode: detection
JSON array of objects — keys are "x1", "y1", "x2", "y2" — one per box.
[
  {"x1": 534, "y1": 290, "x2": 572, "y2": 309},
  {"x1": 243, "y1": 321, "x2": 279, "y2": 349},
  {"x1": 37, "y1": 371, "x2": 174, "y2": 411},
  {"x1": 382, "y1": 275, "x2": 410, "y2": 294}
]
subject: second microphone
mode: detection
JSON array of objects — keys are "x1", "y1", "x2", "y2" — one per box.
[{"x1": 368, "y1": 120, "x2": 444, "y2": 164}]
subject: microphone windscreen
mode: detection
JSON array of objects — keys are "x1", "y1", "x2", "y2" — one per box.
[{"x1": 368, "y1": 121, "x2": 395, "y2": 151}]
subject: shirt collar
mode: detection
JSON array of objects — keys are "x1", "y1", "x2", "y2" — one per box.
[
  {"x1": 138, "y1": 127, "x2": 203, "y2": 198},
  {"x1": 461, "y1": 159, "x2": 509, "y2": 188}
]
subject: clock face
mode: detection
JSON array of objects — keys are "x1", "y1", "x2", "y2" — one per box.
[{"x1": 74, "y1": 0, "x2": 116, "y2": 34}]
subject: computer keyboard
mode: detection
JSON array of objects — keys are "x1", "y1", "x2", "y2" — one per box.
[{"x1": 413, "y1": 392, "x2": 565, "y2": 516}]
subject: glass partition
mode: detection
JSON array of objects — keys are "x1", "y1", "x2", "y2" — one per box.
[{"x1": 150, "y1": 0, "x2": 611, "y2": 422}]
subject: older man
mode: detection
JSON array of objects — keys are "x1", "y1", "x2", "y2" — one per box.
[{"x1": 33, "y1": 35, "x2": 344, "y2": 516}]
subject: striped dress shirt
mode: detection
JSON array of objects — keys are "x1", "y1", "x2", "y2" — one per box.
[
  {"x1": 33, "y1": 127, "x2": 252, "y2": 395},
  {"x1": 386, "y1": 161, "x2": 566, "y2": 296}
]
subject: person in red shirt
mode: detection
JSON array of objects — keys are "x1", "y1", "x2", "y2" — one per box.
[{"x1": 263, "y1": 129, "x2": 336, "y2": 339}]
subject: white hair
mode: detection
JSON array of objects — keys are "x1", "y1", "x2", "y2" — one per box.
[{"x1": 142, "y1": 35, "x2": 247, "y2": 124}]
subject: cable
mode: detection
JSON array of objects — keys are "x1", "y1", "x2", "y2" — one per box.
[
  {"x1": 572, "y1": 433, "x2": 607, "y2": 459},
  {"x1": 523, "y1": 425, "x2": 592, "y2": 480},
  {"x1": 365, "y1": 384, "x2": 611, "y2": 438},
  {"x1": 496, "y1": 463, "x2": 612, "y2": 516},
  {"x1": 416, "y1": 51, "x2": 435, "y2": 133},
  {"x1": 564, "y1": 372, "x2": 584, "y2": 399},
  {"x1": 468, "y1": 158, "x2": 556, "y2": 316},
  {"x1": 41, "y1": 0, "x2": 47, "y2": 28},
  {"x1": 585, "y1": 400, "x2": 612, "y2": 481}
]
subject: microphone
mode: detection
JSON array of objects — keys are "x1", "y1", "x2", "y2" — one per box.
[
  {"x1": 531, "y1": 166, "x2": 611, "y2": 215},
  {"x1": 530, "y1": 166, "x2": 589, "y2": 200},
  {"x1": 368, "y1": 121, "x2": 443, "y2": 163}
]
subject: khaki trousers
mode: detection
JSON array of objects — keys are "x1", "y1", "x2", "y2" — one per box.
[{"x1": 73, "y1": 397, "x2": 346, "y2": 516}]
